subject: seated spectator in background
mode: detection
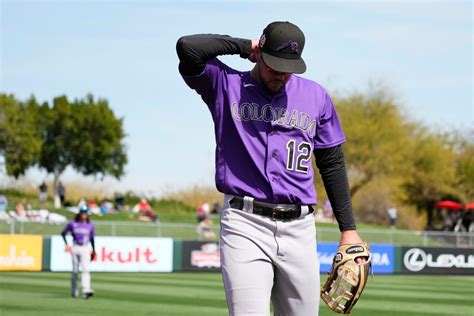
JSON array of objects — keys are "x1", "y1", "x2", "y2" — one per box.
[
  {"x1": 87, "y1": 200, "x2": 101, "y2": 216},
  {"x1": 133, "y1": 199, "x2": 159, "y2": 222},
  {"x1": 78, "y1": 198, "x2": 87, "y2": 208},
  {"x1": 100, "y1": 199, "x2": 114, "y2": 215},
  {"x1": 196, "y1": 218, "x2": 216, "y2": 239},
  {"x1": 15, "y1": 202, "x2": 26, "y2": 216},
  {"x1": 0, "y1": 195, "x2": 8, "y2": 212},
  {"x1": 136, "y1": 199, "x2": 152, "y2": 212},
  {"x1": 15, "y1": 202, "x2": 28, "y2": 220},
  {"x1": 24, "y1": 202, "x2": 42, "y2": 222},
  {"x1": 0, "y1": 195, "x2": 10, "y2": 222},
  {"x1": 196, "y1": 201, "x2": 210, "y2": 223}
]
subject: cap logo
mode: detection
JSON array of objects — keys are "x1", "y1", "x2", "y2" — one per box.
[
  {"x1": 276, "y1": 40, "x2": 299, "y2": 54},
  {"x1": 259, "y1": 34, "x2": 266, "y2": 48}
]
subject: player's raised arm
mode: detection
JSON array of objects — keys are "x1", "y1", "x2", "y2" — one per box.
[{"x1": 176, "y1": 34, "x2": 252, "y2": 75}]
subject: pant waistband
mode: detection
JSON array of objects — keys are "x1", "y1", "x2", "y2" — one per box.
[{"x1": 226, "y1": 195, "x2": 313, "y2": 221}]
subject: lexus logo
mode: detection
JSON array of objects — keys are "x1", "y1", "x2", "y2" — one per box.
[
  {"x1": 404, "y1": 248, "x2": 427, "y2": 271},
  {"x1": 403, "y1": 248, "x2": 474, "y2": 272}
]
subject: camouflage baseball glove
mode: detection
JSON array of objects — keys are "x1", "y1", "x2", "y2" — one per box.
[{"x1": 321, "y1": 243, "x2": 371, "y2": 314}]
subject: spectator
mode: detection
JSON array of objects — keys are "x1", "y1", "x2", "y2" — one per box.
[
  {"x1": 461, "y1": 208, "x2": 474, "y2": 232},
  {"x1": 0, "y1": 195, "x2": 10, "y2": 222},
  {"x1": 78, "y1": 198, "x2": 87, "y2": 209},
  {"x1": 99, "y1": 199, "x2": 113, "y2": 215},
  {"x1": 196, "y1": 201, "x2": 210, "y2": 223},
  {"x1": 387, "y1": 205, "x2": 398, "y2": 229},
  {"x1": 133, "y1": 199, "x2": 158, "y2": 222},
  {"x1": 0, "y1": 195, "x2": 8, "y2": 212},
  {"x1": 197, "y1": 218, "x2": 216, "y2": 239},
  {"x1": 39, "y1": 181, "x2": 48, "y2": 208},
  {"x1": 15, "y1": 202, "x2": 28, "y2": 220},
  {"x1": 210, "y1": 200, "x2": 221, "y2": 214},
  {"x1": 114, "y1": 193, "x2": 125, "y2": 212},
  {"x1": 87, "y1": 200, "x2": 101, "y2": 216},
  {"x1": 57, "y1": 181, "x2": 66, "y2": 206},
  {"x1": 137, "y1": 198, "x2": 152, "y2": 212}
]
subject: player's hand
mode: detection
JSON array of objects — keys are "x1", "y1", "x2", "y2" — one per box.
[
  {"x1": 248, "y1": 39, "x2": 259, "y2": 63},
  {"x1": 339, "y1": 230, "x2": 367, "y2": 264},
  {"x1": 90, "y1": 251, "x2": 97, "y2": 261},
  {"x1": 65, "y1": 245, "x2": 72, "y2": 253}
]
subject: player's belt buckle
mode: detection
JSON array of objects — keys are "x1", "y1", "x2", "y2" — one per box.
[{"x1": 272, "y1": 206, "x2": 285, "y2": 220}]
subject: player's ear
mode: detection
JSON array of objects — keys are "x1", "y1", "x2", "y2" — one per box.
[{"x1": 255, "y1": 46, "x2": 263, "y2": 61}]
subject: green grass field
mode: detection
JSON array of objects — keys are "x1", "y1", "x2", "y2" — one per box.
[{"x1": 0, "y1": 272, "x2": 472, "y2": 316}]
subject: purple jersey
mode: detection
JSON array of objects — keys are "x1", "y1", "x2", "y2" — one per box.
[
  {"x1": 182, "y1": 58, "x2": 345, "y2": 205},
  {"x1": 62, "y1": 221, "x2": 95, "y2": 245}
]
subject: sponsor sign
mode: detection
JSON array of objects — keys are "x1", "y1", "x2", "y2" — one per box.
[
  {"x1": 0, "y1": 234, "x2": 43, "y2": 271},
  {"x1": 50, "y1": 236, "x2": 173, "y2": 272},
  {"x1": 401, "y1": 247, "x2": 474, "y2": 275},
  {"x1": 318, "y1": 242, "x2": 394, "y2": 274},
  {"x1": 182, "y1": 241, "x2": 221, "y2": 272}
]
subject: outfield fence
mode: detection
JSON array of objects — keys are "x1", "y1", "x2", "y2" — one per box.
[{"x1": 1, "y1": 220, "x2": 473, "y2": 248}]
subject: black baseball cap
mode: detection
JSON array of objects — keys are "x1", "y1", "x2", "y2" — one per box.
[{"x1": 259, "y1": 21, "x2": 306, "y2": 74}]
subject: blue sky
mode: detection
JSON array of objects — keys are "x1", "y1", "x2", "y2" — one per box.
[{"x1": 1, "y1": 0, "x2": 472, "y2": 196}]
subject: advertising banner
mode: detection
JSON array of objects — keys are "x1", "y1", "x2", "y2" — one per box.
[
  {"x1": 50, "y1": 236, "x2": 173, "y2": 272},
  {"x1": 401, "y1": 246, "x2": 474, "y2": 275},
  {"x1": 181, "y1": 241, "x2": 221, "y2": 272},
  {"x1": 0, "y1": 234, "x2": 43, "y2": 271},
  {"x1": 318, "y1": 242, "x2": 395, "y2": 274},
  {"x1": 179, "y1": 241, "x2": 394, "y2": 274}
]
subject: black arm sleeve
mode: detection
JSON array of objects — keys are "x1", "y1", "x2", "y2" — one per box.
[
  {"x1": 315, "y1": 145, "x2": 356, "y2": 232},
  {"x1": 61, "y1": 232, "x2": 68, "y2": 245},
  {"x1": 176, "y1": 34, "x2": 252, "y2": 76},
  {"x1": 90, "y1": 238, "x2": 95, "y2": 252}
]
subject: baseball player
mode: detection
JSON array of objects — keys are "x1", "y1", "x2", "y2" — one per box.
[
  {"x1": 61, "y1": 205, "x2": 96, "y2": 299},
  {"x1": 177, "y1": 21, "x2": 366, "y2": 315}
]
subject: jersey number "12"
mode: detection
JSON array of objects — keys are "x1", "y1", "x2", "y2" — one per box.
[{"x1": 286, "y1": 140, "x2": 312, "y2": 173}]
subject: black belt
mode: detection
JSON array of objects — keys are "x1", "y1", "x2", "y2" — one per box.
[{"x1": 229, "y1": 197, "x2": 313, "y2": 221}]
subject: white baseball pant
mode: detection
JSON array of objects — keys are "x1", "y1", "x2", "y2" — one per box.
[
  {"x1": 71, "y1": 244, "x2": 92, "y2": 296},
  {"x1": 220, "y1": 195, "x2": 320, "y2": 316}
]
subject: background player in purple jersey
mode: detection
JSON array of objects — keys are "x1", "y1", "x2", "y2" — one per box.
[
  {"x1": 177, "y1": 21, "x2": 367, "y2": 315},
  {"x1": 61, "y1": 205, "x2": 96, "y2": 299}
]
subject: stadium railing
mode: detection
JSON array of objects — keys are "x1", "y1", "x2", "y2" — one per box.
[{"x1": 1, "y1": 220, "x2": 473, "y2": 248}]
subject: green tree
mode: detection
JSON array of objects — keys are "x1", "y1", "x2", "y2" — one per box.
[
  {"x1": 334, "y1": 92, "x2": 412, "y2": 196},
  {"x1": 71, "y1": 94, "x2": 127, "y2": 179},
  {"x1": 0, "y1": 94, "x2": 42, "y2": 177},
  {"x1": 454, "y1": 133, "x2": 474, "y2": 201},
  {"x1": 38, "y1": 94, "x2": 127, "y2": 204},
  {"x1": 402, "y1": 129, "x2": 458, "y2": 228},
  {"x1": 318, "y1": 89, "x2": 466, "y2": 229}
]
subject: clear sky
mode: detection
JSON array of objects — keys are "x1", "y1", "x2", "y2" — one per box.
[{"x1": 1, "y1": 0, "x2": 472, "y2": 196}]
